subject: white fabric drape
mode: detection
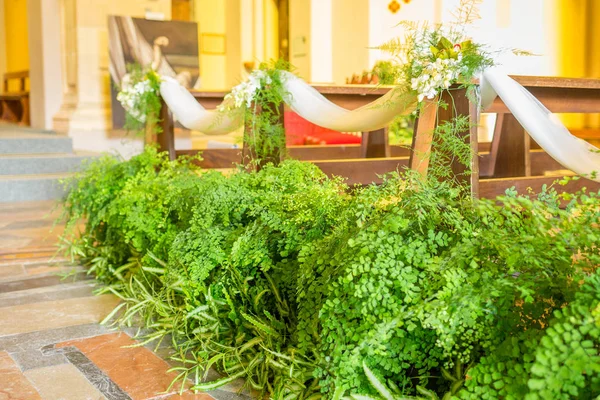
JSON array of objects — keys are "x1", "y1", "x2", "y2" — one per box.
[
  {"x1": 160, "y1": 69, "x2": 600, "y2": 182},
  {"x1": 159, "y1": 71, "x2": 417, "y2": 134},
  {"x1": 160, "y1": 77, "x2": 243, "y2": 135},
  {"x1": 281, "y1": 72, "x2": 417, "y2": 132},
  {"x1": 481, "y1": 68, "x2": 600, "y2": 182}
]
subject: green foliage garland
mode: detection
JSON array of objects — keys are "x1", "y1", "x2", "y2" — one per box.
[{"x1": 60, "y1": 147, "x2": 600, "y2": 399}]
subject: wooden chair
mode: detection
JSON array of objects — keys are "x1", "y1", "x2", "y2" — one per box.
[{"x1": 0, "y1": 71, "x2": 30, "y2": 125}]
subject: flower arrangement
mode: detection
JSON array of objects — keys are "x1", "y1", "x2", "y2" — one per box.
[
  {"x1": 378, "y1": 1, "x2": 496, "y2": 103},
  {"x1": 220, "y1": 68, "x2": 275, "y2": 110},
  {"x1": 219, "y1": 59, "x2": 292, "y2": 168},
  {"x1": 116, "y1": 65, "x2": 162, "y2": 133}
]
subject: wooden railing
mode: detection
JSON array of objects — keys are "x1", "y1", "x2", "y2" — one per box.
[{"x1": 157, "y1": 76, "x2": 600, "y2": 198}]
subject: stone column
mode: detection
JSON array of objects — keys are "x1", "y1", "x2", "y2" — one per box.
[
  {"x1": 27, "y1": 0, "x2": 64, "y2": 129},
  {"x1": 53, "y1": 0, "x2": 171, "y2": 157},
  {"x1": 332, "y1": 0, "x2": 369, "y2": 85},
  {"x1": 53, "y1": 0, "x2": 79, "y2": 133}
]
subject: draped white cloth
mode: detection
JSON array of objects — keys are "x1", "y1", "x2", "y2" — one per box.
[
  {"x1": 159, "y1": 72, "x2": 417, "y2": 134},
  {"x1": 160, "y1": 77, "x2": 243, "y2": 135},
  {"x1": 481, "y1": 68, "x2": 600, "y2": 182},
  {"x1": 281, "y1": 72, "x2": 417, "y2": 132},
  {"x1": 160, "y1": 69, "x2": 600, "y2": 182}
]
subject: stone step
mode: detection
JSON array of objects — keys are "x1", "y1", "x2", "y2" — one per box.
[
  {"x1": 0, "y1": 124, "x2": 56, "y2": 135},
  {"x1": 0, "y1": 152, "x2": 99, "y2": 175},
  {"x1": 0, "y1": 131, "x2": 73, "y2": 155},
  {"x1": 0, "y1": 173, "x2": 72, "y2": 202}
]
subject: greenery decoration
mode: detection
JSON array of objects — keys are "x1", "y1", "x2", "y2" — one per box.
[
  {"x1": 373, "y1": 0, "x2": 507, "y2": 187},
  {"x1": 377, "y1": 0, "x2": 495, "y2": 101},
  {"x1": 219, "y1": 59, "x2": 292, "y2": 168},
  {"x1": 60, "y1": 146, "x2": 600, "y2": 399},
  {"x1": 116, "y1": 64, "x2": 163, "y2": 137}
]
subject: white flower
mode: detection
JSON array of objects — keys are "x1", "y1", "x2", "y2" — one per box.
[
  {"x1": 410, "y1": 56, "x2": 461, "y2": 102},
  {"x1": 220, "y1": 69, "x2": 279, "y2": 112},
  {"x1": 116, "y1": 75, "x2": 160, "y2": 123}
]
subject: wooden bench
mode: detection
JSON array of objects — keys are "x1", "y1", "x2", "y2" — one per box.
[
  {"x1": 0, "y1": 71, "x2": 30, "y2": 125},
  {"x1": 157, "y1": 85, "x2": 395, "y2": 161},
  {"x1": 484, "y1": 76, "x2": 600, "y2": 177},
  {"x1": 156, "y1": 76, "x2": 600, "y2": 198}
]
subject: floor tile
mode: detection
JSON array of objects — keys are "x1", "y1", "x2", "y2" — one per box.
[
  {"x1": 0, "y1": 295, "x2": 120, "y2": 336},
  {"x1": 0, "y1": 264, "x2": 24, "y2": 280},
  {"x1": 9, "y1": 347, "x2": 68, "y2": 371},
  {"x1": 0, "y1": 323, "x2": 111, "y2": 354},
  {"x1": 0, "y1": 281, "x2": 97, "y2": 308},
  {"x1": 25, "y1": 363, "x2": 107, "y2": 400},
  {"x1": 0, "y1": 250, "x2": 58, "y2": 262},
  {"x1": 0, "y1": 273, "x2": 88, "y2": 294},
  {"x1": 60, "y1": 347, "x2": 132, "y2": 400},
  {"x1": 0, "y1": 351, "x2": 42, "y2": 400},
  {"x1": 56, "y1": 333, "x2": 196, "y2": 400},
  {"x1": 169, "y1": 392, "x2": 216, "y2": 400},
  {"x1": 24, "y1": 264, "x2": 81, "y2": 277}
]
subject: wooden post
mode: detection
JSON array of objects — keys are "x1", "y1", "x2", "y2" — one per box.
[
  {"x1": 157, "y1": 99, "x2": 176, "y2": 160},
  {"x1": 409, "y1": 99, "x2": 438, "y2": 176},
  {"x1": 486, "y1": 113, "x2": 530, "y2": 177},
  {"x1": 409, "y1": 87, "x2": 480, "y2": 198},
  {"x1": 360, "y1": 127, "x2": 390, "y2": 158},
  {"x1": 144, "y1": 114, "x2": 157, "y2": 147},
  {"x1": 242, "y1": 102, "x2": 285, "y2": 170}
]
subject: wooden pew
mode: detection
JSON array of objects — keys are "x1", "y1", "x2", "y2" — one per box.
[
  {"x1": 156, "y1": 76, "x2": 600, "y2": 198},
  {"x1": 158, "y1": 84, "x2": 395, "y2": 161},
  {"x1": 0, "y1": 71, "x2": 30, "y2": 125},
  {"x1": 485, "y1": 76, "x2": 600, "y2": 178}
]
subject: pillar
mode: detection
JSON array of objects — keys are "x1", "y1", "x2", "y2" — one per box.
[
  {"x1": 332, "y1": 0, "x2": 369, "y2": 85},
  {"x1": 27, "y1": 0, "x2": 63, "y2": 129},
  {"x1": 310, "y1": 0, "x2": 332, "y2": 83},
  {"x1": 53, "y1": 0, "x2": 171, "y2": 157}
]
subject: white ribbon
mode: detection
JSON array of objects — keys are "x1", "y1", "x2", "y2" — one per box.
[{"x1": 160, "y1": 70, "x2": 600, "y2": 182}]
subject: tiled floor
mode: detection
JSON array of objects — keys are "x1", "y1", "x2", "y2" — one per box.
[{"x1": 0, "y1": 201, "x2": 246, "y2": 400}]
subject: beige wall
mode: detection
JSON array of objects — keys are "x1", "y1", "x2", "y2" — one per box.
[
  {"x1": 225, "y1": 0, "x2": 242, "y2": 87},
  {"x1": 194, "y1": 0, "x2": 278, "y2": 90},
  {"x1": 4, "y1": 0, "x2": 30, "y2": 74},
  {"x1": 195, "y1": 0, "x2": 226, "y2": 89},
  {"x1": 289, "y1": 0, "x2": 310, "y2": 80},
  {"x1": 310, "y1": 0, "x2": 332, "y2": 83}
]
